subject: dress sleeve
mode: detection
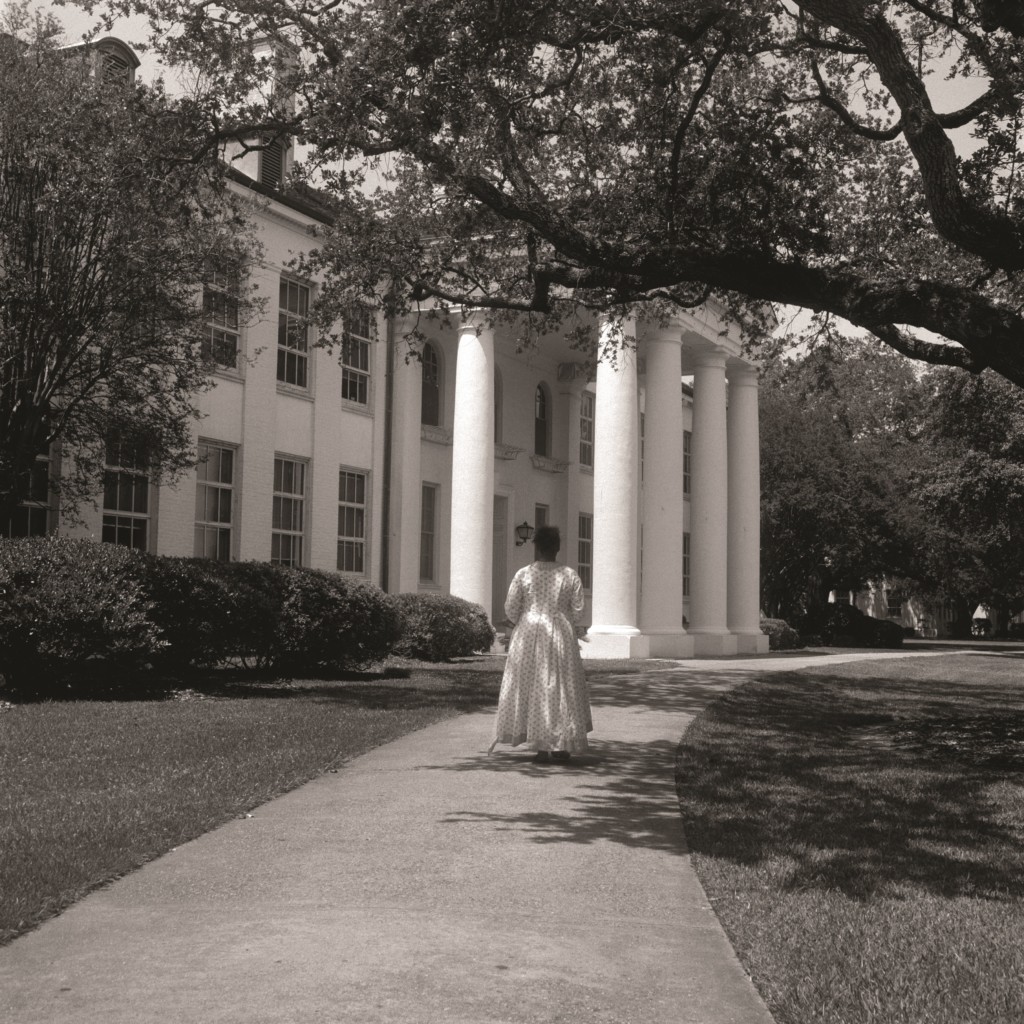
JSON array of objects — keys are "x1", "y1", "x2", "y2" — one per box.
[
  {"x1": 504, "y1": 571, "x2": 525, "y2": 625},
  {"x1": 568, "y1": 568, "x2": 585, "y2": 624}
]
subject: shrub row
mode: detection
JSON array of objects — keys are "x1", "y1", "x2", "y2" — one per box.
[
  {"x1": 0, "y1": 538, "x2": 494, "y2": 693},
  {"x1": 798, "y1": 603, "x2": 905, "y2": 648}
]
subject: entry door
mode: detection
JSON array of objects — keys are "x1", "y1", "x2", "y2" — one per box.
[{"x1": 492, "y1": 495, "x2": 508, "y2": 624}]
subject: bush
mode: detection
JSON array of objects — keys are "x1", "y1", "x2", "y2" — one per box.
[
  {"x1": 141, "y1": 558, "x2": 287, "y2": 669},
  {"x1": 870, "y1": 617, "x2": 906, "y2": 648},
  {"x1": 0, "y1": 537, "x2": 163, "y2": 692},
  {"x1": 272, "y1": 568, "x2": 401, "y2": 673},
  {"x1": 760, "y1": 618, "x2": 804, "y2": 651},
  {"x1": 392, "y1": 592, "x2": 496, "y2": 661},
  {"x1": 140, "y1": 556, "x2": 235, "y2": 669},
  {"x1": 1009, "y1": 621, "x2": 1024, "y2": 640}
]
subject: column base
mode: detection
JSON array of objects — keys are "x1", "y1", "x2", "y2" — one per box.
[
  {"x1": 582, "y1": 631, "x2": 651, "y2": 659},
  {"x1": 690, "y1": 631, "x2": 739, "y2": 657},
  {"x1": 732, "y1": 632, "x2": 769, "y2": 655},
  {"x1": 643, "y1": 631, "x2": 696, "y2": 658}
]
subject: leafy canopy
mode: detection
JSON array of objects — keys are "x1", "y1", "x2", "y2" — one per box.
[{"x1": 95, "y1": 0, "x2": 1024, "y2": 383}]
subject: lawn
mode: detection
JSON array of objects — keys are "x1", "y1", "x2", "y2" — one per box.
[
  {"x1": 0, "y1": 656, "x2": 653, "y2": 947},
  {"x1": 0, "y1": 662, "x2": 505, "y2": 945},
  {"x1": 676, "y1": 652, "x2": 1024, "y2": 1024}
]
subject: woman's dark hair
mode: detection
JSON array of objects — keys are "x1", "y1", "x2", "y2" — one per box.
[{"x1": 533, "y1": 525, "x2": 561, "y2": 559}]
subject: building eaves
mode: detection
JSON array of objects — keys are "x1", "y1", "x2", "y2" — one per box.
[{"x1": 226, "y1": 165, "x2": 336, "y2": 226}]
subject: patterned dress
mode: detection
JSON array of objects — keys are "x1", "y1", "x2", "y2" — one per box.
[{"x1": 490, "y1": 561, "x2": 593, "y2": 753}]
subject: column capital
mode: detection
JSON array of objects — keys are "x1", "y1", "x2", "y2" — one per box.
[
  {"x1": 727, "y1": 361, "x2": 760, "y2": 387},
  {"x1": 691, "y1": 348, "x2": 728, "y2": 371},
  {"x1": 638, "y1": 323, "x2": 683, "y2": 348}
]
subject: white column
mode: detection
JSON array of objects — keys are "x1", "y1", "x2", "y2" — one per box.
[
  {"x1": 639, "y1": 329, "x2": 694, "y2": 657},
  {"x1": 585, "y1": 317, "x2": 648, "y2": 658},
  {"x1": 449, "y1": 312, "x2": 495, "y2": 617},
  {"x1": 689, "y1": 349, "x2": 737, "y2": 655},
  {"x1": 727, "y1": 363, "x2": 768, "y2": 653},
  {"x1": 389, "y1": 338, "x2": 423, "y2": 594}
]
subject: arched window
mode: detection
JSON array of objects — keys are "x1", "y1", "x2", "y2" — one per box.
[
  {"x1": 421, "y1": 342, "x2": 441, "y2": 426},
  {"x1": 494, "y1": 369, "x2": 503, "y2": 443},
  {"x1": 534, "y1": 384, "x2": 550, "y2": 456}
]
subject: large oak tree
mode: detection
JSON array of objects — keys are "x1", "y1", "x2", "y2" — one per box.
[{"x1": 98, "y1": 0, "x2": 1024, "y2": 382}]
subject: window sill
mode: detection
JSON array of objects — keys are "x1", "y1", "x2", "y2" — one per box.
[
  {"x1": 530, "y1": 454, "x2": 569, "y2": 473},
  {"x1": 210, "y1": 365, "x2": 244, "y2": 383},
  {"x1": 341, "y1": 398, "x2": 374, "y2": 417},
  {"x1": 276, "y1": 383, "x2": 314, "y2": 402}
]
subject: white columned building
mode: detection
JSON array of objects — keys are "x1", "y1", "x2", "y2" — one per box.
[
  {"x1": 688, "y1": 348, "x2": 738, "y2": 656},
  {"x1": 586, "y1": 317, "x2": 647, "y2": 657},
  {"x1": 727, "y1": 362, "x2": 769, "y2": 653},
  {"x1": 448, "y1": 311, "x2": 495, "y2": 615},
  {"x1": 638, "y1": 327, "x2": 695, "y2": 657}
]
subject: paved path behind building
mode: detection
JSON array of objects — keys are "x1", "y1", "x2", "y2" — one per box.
[{"x1": 0, "y1": 650, "x2": 953, "y2": 1024}]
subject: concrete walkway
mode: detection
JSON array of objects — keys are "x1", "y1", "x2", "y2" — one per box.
[{"x1": 0, "y1": 649, "x2": 953, "y2": 1024}]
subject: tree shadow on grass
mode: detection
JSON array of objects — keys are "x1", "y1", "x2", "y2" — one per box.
[{"x1": 677, "y1": 670, "x2": 1024, "y2": 901}]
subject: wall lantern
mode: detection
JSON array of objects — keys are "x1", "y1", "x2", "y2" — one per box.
[{"x1": 514, "y1": 521, "x2": 535, "y2": 546}]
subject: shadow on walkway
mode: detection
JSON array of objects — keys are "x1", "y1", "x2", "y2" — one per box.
[{"x1": 433, "y1": 738, "x2": 687, "y2": 855}]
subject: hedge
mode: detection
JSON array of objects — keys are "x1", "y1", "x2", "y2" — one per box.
[
  {"x1": 0, "y1": 539, "x2": 406, "y2": 691},
  {"x1": 800, "y1": 603, "x2": 904, "y2": 648},
  {"x1": 0, "y1": 537, "x2": 163, "y2": 691},
  {"x1": 392, "y1": 592, "x2": 495, "y2": 661},
  {"x1": 273, "y1": 568, "x2": 401, "y2": 673}
]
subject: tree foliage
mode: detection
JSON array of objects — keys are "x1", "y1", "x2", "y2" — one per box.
[
  {"x1": 96, "y1": 0, "x2": 1024, "y2": 385},
  {"x1": 759, "y1": 340, "x2": 923, "y2": 619},
  {"x1": 909, "y1": 367, "x2": 1024, "y2": 630},
  {"x1": 0, "y1": 6, "x2": 258, "y2": 519},
  {"x1": 761, "y1": 339, "x2": 1024, "y2": 631}
]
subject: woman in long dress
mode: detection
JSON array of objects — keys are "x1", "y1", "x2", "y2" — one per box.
[{"x1": 490, "y1": 525, "x2": 592, "y2": 762}]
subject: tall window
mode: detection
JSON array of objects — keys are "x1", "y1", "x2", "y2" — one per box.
[
  {"x1": 3, "y1": 452, "x2": 51, "y2": 538},
  {"x1": 420, "y1": 483, "x2": 438, "y2": 582},
  {"x1": 580, "y1": 390, "x2": 595, "y2": 467},
  {"x1": 277, "y1": 278, "x2": 309, "y2": 388},
  {"x1": 194, "y1": 442, "x2": 234, "y2": 560},
  {"x1": 578, "y1": 513, "x2": 593, "y2": 590},
  {"x1": 271, "y1": 456, "x2": 305, "y2": 566},
  {"x1": 202, "y1": 262, "x2": 240, "y2": 369},
  {"x1": 887, "y1": 591, "x2": 904, "y2": 618},
  {"x1": 535, "y1": 384, "x2": 550, "y2": 456},
  {"x1": 338, "y1": 469, "x2": 368, "y2": 572},
  {"x1": 342, "y1": 306, "x2": 373, "y2": 405},
  {"x1": 421, "y1": 342, "x2": 440, "y2": 426},
  {"x1": 683, "y1": 532, "x2": 691, "y2": 598},
  {"x1": 103, "y1": 437, "x2": 149, "y2": 550},
  {"x1": 683, "y1": 430, "x2": 692, "y2": 496},
  {"x1": 535, "y1": 504, "x2": 549, "y2": 530}
]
